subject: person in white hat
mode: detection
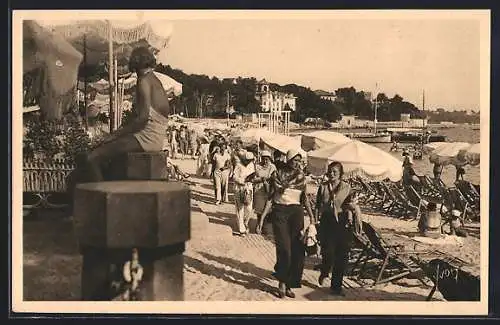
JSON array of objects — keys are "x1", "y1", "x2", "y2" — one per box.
[
  {"x1": 260, "y1": 149, "x2": 315, "y2": 299},
  {"x1": 252, "y1": 150, "x2": 277, "y2": 234},
  {"x1": 232, "y1": 151, "x2": 256, "y2": 236}
]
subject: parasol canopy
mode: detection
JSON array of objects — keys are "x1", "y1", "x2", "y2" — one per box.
[
  {"x1": 457, "y1": 143, "x2": 480, "y2": 166},
  {"x1": 79, "y1": 71, "x2": 182, "y2": 96},
  {"x1": 301, "y1": 130, "x2": 351, "y2": 151},
  {"x1": 23, "y1": 20, "x2": 83, "y2": 120},
  {"x1": 307, "y1": 140, "x2": 403, "y2": 182},
  {"x1": 423, "y1": 142, "x2": 448, "y2": 154},
  {"x1": 260, "y1": 133, "x2": 307, "y2": 162},
  {"x1": 231, "y1": 128, "x2": 273, "y2": 145},
  {"x1": 39, "y1": 19, "x2": 172, "y2": 67},
  {"x1": 428, "y1": 142, "x2": 471, "y2": 166}
]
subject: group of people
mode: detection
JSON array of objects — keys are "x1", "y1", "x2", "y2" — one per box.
[
  {"x1": 165, "y1": 124, "x2": 199, "y2": 159},
  {"x1": 189, "y1": 129, "x2": 363, "y2": 298}
]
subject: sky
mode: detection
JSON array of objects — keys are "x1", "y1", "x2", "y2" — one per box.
[{"x1": 158, "y1": 19, "x2": 481, "y2": 112}]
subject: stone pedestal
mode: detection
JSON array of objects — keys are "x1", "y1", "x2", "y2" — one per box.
[
  {"x1": 74, "y1": 181, "x2": 190, "y2": 300},
  {"x1": 127, "y1": 152, "x2": 169, "y2": 181}
]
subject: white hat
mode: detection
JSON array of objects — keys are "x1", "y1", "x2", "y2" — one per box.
[
  {"x1": 451, "y1": 209, "x2": 461, "y2": 217},
  {"x1": 260, "y1": 150, "x2": 272, "y2": 158},
  {"x1": 245, "y1": 152, "x2": 255, "y2": 161},
  {"x1": 286, "y1": 149, "x2": 301, "y2": 162}
]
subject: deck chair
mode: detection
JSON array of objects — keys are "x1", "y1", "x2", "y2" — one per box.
[
  {"x1": 370, "y1": 181, "x2": 394, "y2": 212},
  {"x1": 418, "y1": 175, "x2": 443, "y2": 201},
  {"x1": 379, "y1": 182, "x2": 414, "y2": 218},
  {"x1": 387, "y1": 183, "x2": 420, "y2": 219},
  {"x1": 404, "y1": 185, "x2": 430, "y2": 220},
  {"x1": 455, "y1": 180, "x2": 480, "y2": 215},
  {"x1": 356, "y1": 178, "x2": 386, "y2": 207},
  {"x1": 349, "y1": 221, "x2": 428, "y2": 286},
  {"x1": 377, "y1": 182, "x2": 400, "y2": 215}
]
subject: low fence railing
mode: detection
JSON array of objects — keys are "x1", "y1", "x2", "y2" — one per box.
[{"x1": 23, "y1": 159, "x2": 76, "y2": 209}]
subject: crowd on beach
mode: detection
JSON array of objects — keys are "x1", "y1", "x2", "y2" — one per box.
[
  {"x1": 161, "y1": 123, "x2": 379, "y2": 298},
  {"x1": 159, "y1": 121, "x2": 480, "y2": 298}
]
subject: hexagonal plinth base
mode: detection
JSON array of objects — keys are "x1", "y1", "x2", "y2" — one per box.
[{"x1": 74, "y1": 181, "x2": 190, "y2": 248}]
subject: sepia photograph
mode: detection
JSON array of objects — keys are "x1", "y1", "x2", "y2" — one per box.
[{"x1": 11, "y1": 9, "x2": 490, "y2": 315}]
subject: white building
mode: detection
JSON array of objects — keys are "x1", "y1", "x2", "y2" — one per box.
[
  {"x1": 255, "y1": 79, "x2": 296, "y2": 112},
  {"x1": 339, "y1": 115, "x2": 357, "y2": 128},
  {"x1": 314, "y1": 89, "x2": 336, "y2": 102}
]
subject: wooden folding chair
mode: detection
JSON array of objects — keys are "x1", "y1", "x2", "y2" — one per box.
[
  {"x1": 349, "y1": 222, "x2": 428, "y2": 286},
  {"x1": 404, "y1": 185, "x2": 429, "y2": 220}
]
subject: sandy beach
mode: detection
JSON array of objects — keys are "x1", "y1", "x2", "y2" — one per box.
[{"x1": 22, "y1": 147, "x2": 479, "y2": 302}]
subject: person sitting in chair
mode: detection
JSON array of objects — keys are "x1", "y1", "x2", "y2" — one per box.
[{"x1": 85, "y1": 46, "x2": 172, "y2": 182}]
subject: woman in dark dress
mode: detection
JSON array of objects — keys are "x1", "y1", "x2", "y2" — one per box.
[{"x1": 315, "y1": 161, "x2": 360, "y2": 296}]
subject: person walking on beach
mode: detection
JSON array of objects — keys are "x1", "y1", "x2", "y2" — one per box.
[
  {"x1": 196, "y1": 135, "x2": 210, "y2": 177},
  {"x1": 178, "y1": 125, "x2": 188, "y2": 159},
  {"x1": 169, "y1": 126, "x2": 179, "y2": 159},
  {"x1": 252, "y1": 150, "x2": 277, "y2": 234},
  {"x1": 190, "y1": 128, "x2": 200, "y2": 159},
  {"x1": 212, "y1": 144, "x2": 231, "y2": 205},
  {"x1": 267, "y1": 149, "x2": 315, "y2": 299},
  {"x1": 455, "y1": 165, "x2": 465, "y2": 182},
  {"x1": 433, "y1": 163, "x2": 443, "y2": 180},
  {"x1": 315, "y1": 161, "x2": 360, "y2": 296},
  {"x1": 232, "y1": 151, "x2": 256, "y2": 236}
]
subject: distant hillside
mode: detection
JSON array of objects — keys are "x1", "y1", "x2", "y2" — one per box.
[{"x1": 154, "y1": 64, "x2": 425, "y2": 123}]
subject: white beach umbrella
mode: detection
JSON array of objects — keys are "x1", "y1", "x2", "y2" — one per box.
[
  {"x1": 307, "y1": 140, "x2": 403, "y2": 181},
  {"x1": 457, "y1": 143, "x2": 480, "y2": 166},
  {"x1": 260, "y1": 133, "x2": 307, "y2": 162},
  {"x1": 429, "y1": 142, "x2": 471, "y2": 166},
  {"x1": 301, "y1": 130, "x2": 351, "y2": 151},
  {"x1": 423, "y1": 142, "x2": 448, "y2": 154},
  {"x1": 231, "y1": 128, "x2": 273, "y2": 145}
]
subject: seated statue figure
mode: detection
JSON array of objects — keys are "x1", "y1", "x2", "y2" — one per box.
[{"x1": 85, "y1": 46, "x2": 172, "y2": 182}]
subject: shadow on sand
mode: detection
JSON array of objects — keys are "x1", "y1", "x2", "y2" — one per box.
[
  {"x1": 23, "y1": 217, "x2": 81, "y2": 301},
  {"x1": 185, "y1": 253, "x2": 282, "y2": 298}
]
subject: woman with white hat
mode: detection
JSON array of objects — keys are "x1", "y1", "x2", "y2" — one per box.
[
  {"x1": 232, "y1": 151, "x2": 256, "y2": 236},
  {"x1": 266, "y1": 149, "x2": 315, "y2": 298}
]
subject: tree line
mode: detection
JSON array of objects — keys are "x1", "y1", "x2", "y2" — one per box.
[
  {"x1": 24, "y1": 61, "x2": 461, "y2": 124},
  {"x1": 155, "y1": 64, "x2": 425, "y2": 123}
]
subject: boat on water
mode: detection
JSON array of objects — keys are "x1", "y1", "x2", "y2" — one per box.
[
  {"x1": 348, "y1": 132, "x2": 392, "y2": 143},
  {"x1": 390, "y1": 131, "x2": 446, "y2": 143},
  {"x1": 348, "y1": 88, "x2": 392, "y2": 144}
]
